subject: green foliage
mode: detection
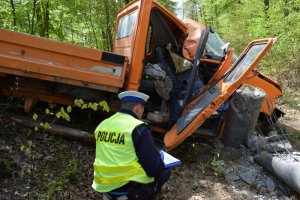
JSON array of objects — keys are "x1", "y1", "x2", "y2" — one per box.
[
  {"x1": 44, "y1": 158, "x2": 79, "y2": 199},
  {"x1": 157, "y1": 0, "x2": 176, "y2": 13},
  {"x1": 32, "y1": 113, "x2": 38, "y2": 121},
  {"x1": 20, "y1": 140, "x2": 33, "y2": 156},
  {"x1": 65, "y1": 159, "x2": 78, "y2": 179},
  {"x1": 58, "y1": 107, "x2": 70, "y2": 122},
  {"x1": 198, "y1": 162, "x2": 209, "y2": 175},
  {"x1": 99, "y1": 100, "x2": 109, "y2": 113},
  {"x1": 281, "y1": 91, "x2": 300, "y2": 110},
  {"x1": 196, "y1": 152, "x2": 228, "y2": 177},
  {"x1": 210, "y1": 153, "x2": 226, "y2": 177},
  {"x1": 19, "y1": 139, "x2": 34, "y2": 177},
  {"x1": 74, "y1": 99, "x2": 85, "y2": 108},
  {"x1": 74, "y1": 99, "x2": 109, "y2": 113},
  {"x1": 0, "y1": 0, "x2": 126, "y2": 50},
  {"x1": 185, "y1": 0, "x2": 300, "y2": 91},
  {"x1": 31, "y1": 99, "x2": 109, "y2": 133}
]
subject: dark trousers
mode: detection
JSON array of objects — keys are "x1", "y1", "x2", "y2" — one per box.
[
  {"x1": 128, "y1": 168, "x2": 171, "y2": 200},
  {"x1": 109, "y1": 168, "x2": 171, "y2": 200}
]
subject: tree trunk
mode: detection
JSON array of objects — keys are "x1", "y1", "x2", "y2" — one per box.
[
  {"x1": 31, "y1": 0, "x2": 37, "y2": 34},
  {"x1": 263, "y1": 0, "x2": 270, "y2": 31},
  {"x1": 88, "y1": 0, "x2": 99, "y2": 48},
  {"x1": 221, "y1": 85, "x2": 266, "y2": 148},
  {"x1": 9, "y1": 0, "x2": 17, "y2": 30},
  {"x1": 10, "y1": 115, "x2": 94, "y2": 144},
  {"x1": 41, "y1": 0, "x2": 50, "y2": 38},
  {"x1": 284, "y1": 0, "x2": 289, "y2": 16},
  {"x1": 103, "y1": 0, "x2": 113, "y2": 51},
  {"x1": 263, "y1": 0, "x2": 269, "y2": 12}
]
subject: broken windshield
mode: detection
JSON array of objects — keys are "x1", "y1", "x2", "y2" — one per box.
[
  {"x1": 204, "y1": 31, "x2": 238, "y2": 62},
  {"x1": 224, "y1": 43, "x2": 267, "y2": 84},
  {"x1": 204, "y1": 31, "x2": 225, "y2": 60}
]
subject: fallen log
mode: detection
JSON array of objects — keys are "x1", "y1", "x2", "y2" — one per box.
[
  {"x1": 10, "y1": 115, "x2": 94, "y2": 144},
  {"x1": 254, "y1": 151, "x2": 300, "y2": 194}
]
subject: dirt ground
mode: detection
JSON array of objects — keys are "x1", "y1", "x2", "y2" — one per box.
[{"x1": 0, "y1": 107, "x2": 300, "y2": 200}]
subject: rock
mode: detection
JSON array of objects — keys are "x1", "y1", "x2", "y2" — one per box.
[
  {"x1": 258, "y1": 185, "x2": 268, "y2": 194},
  {"x1": 192, "y1": 181, "x2": 199, "y2": 190},
  {"x1": 265, "y1": 177, "x2": 276, "y2": 192},
  {"x1": 199, "y1": 180, "x2": 208, "y2": 188},
  {"x1": 224, "y1": 167, "x2": 234, "y2": 175},
  {"x1": 267, "y1": 131, "x2": 282, "y2": 142},
  {"x1": 248, "y1": 156, "x2": 254, "y2": 164},
  {"x1": 225, "y1": 172, "x2": 240, "y2": 182},
  {"x1": 215, "y1": 160, "x2": 226, "y2": 172},
  {"x1": 265, "y1": 141, "x2": 293, "y2": 153},
  {"x1": 268, "y1": 130, "x2": 278, "y2": 137},
  {"x1": 240, "y1": 169, "x2": 258, "y2": 185},
  {"x1": 235, "y1": 163, "x2": 251, "y2": 173},
  {"x1": 247, "y1": 135, "x2": 268, "y2": 152}
]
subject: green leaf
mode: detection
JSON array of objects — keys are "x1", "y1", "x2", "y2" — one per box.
[
  {"x1": 28, "y1": 140, "x2": 33, "y2": 147},
  {"x1": 45, "y1": 108, "x2": 54, "y2": 115},
  {"x1": 34, "y1": 126, "x2": 39, "y2": 132},
  {"x1": 60, "y1": 107, "x2": 70, "y2": 122},
  {"x1": 20, "y1": 145, "x2": 25, "y2": 151},
  {"x1": 67, "y1": 105, "x2": 72, "y2": 113},
  {"x1": 20, "y1": 170, "x2": 25, "y2": 177},
  {"x1": 88, "y1": 102, "x2": 98, "y2": 111},
  {"x1": 81, "y1": 104, "x2": 88, "y2": 109},
  {"x1": 32, "y1": 114, "x2": 38, "y2": 120},
  {"x1": 25, "y1": 148, "x2": 31, "y2": 155},
  {"x1": 74, "y1": 99, "x2": 84, "y2": 107},
  {"x1": 99, "y1": 100, "x2": 109, "y2": 112},
  {"x1": 56, "y1": 112, "x2": 62, "y2": 119},
  {"x1": 44, "y1": 122, "x2": 51, "y2": 129}
]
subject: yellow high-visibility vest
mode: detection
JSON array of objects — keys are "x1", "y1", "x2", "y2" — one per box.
[{"x1": 92, "y1": 112, "x2": 154, "y2": 193}]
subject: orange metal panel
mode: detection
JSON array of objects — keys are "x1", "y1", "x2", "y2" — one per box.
[
  {"x1": 113, "y1": 0, "x2": 142, "y2": 90},
  {"x1": 124, "y1": 0, "x2": 152, "y2": 90},
  {"x1": 114, "y1": 0, "x2": 188, "y2": 91},
  {"x1": 0, "y1": 59, "x2": 120, "y2": 93},
  {"x1": 0, "y1": 79, "x2": 121, "y2": 112},
  {"x1": 0, "y1": 29, "x2": 127, "y2": 93},
  {"x1": 242, "y1": 71, "x2": 282, "y2": 116},
  {"x1": 0, "y1": 67, "x2": 119, "y2": 93}
]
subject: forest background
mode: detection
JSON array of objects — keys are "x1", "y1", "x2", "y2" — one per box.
[{"x1": 0, "y1": 0, "x2": 299, "y2": 107}]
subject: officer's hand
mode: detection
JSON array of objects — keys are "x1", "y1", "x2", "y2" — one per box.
[{"x1": 160, "y1": 150, "x2": 164, "y2": 160}]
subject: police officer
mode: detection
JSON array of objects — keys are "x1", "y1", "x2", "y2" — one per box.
[{"x1": 92, "y1": 90, "x2": 171, "y2": 200}]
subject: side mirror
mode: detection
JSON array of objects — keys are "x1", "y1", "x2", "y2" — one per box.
[{"x1": 221, "y1": 42, "x2": 230, "y2": 55}]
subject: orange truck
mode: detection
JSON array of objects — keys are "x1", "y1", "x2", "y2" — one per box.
[{"x1": 0, "y1": 0, "x2": 282, "y2": 149}]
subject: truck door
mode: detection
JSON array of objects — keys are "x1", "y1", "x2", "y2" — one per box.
[
  {"x1": 164, "y1": 38, "x2": 276, "y2": 149},
  {"x1": 113, "y1": 0, "x2": 153, "y2": 90}
]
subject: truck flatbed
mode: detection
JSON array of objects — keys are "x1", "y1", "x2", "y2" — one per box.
[{"x1": 0, "y1": 29, "x2": 127, "y2": 93}]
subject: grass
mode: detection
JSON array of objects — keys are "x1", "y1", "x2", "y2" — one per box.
[{"x1": 281, "y1": 91, "x2": 300, "y2": 111}]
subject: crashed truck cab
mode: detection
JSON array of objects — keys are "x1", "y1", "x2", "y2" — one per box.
[{"x1": 114, "y1": 0, "x2": 282, "y2": 149}]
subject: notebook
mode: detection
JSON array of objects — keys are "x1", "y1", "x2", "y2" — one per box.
[{"x1": 161, "y1": 150, "x2": 182, "y2": 168}]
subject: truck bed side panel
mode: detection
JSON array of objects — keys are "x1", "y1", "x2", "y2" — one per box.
[{"x1": 0, "y1": 29, "x2": 127, "y2": 93}]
